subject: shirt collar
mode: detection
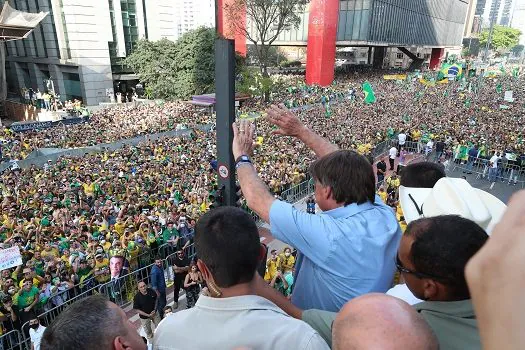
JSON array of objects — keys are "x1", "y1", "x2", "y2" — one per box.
[
  {"x1": 321, "y1": 197, "x2": 378, "y2": 219},
  {"x1": 414, "y1": 299, "x2": 475, "y2": 318},
  {"x1": 195, "y1": 295, "x2": 288, "y2": 315}
]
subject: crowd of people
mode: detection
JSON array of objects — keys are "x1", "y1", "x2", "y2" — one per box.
[
  {"x1": 0, "y1": 66, "x2": 524, "y2": 349},
  {"x1": 32, "y1": 95, "x2": 525, "y2": 350}
]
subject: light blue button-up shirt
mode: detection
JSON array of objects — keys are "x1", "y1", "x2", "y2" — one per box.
[{"x1": 269, "y1": 195, "x2": 402, "y2": 312}]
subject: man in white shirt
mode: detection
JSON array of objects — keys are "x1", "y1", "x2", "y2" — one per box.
[
  {"x1": 488, "y1": 152, "x2": 500, "y2": 182},
  {"x1": 425, "y1": 139, "x2": 434, "y2": 158},
  {"x1": 398, "y1": 131, "x2": 407, "y2": 153},
  {"x1": 154, "y1": 207, "x2": 329, "y2": 350},
  {"x1": 29, "y1": 317, "x2": 46, "y2": 350},
  {"x1": 389, "y1": 146, "x2": 397, "y2": 170}
]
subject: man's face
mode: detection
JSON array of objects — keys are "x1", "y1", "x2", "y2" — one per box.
[
  {"x1": 397, "y1": 233, "x2": 426, "y2": 300},
  {"x1": 138, "y1": 282, "x2": 147, "y2": 294},
  {"x1": 110, "y1": 302, "x2": 147, "y2": 350},
  {"x1": 23, "y1": 280, "x2": 33, "y2": 291},
  {"x1": 155, "y1": 259, "x2": 162, "y2": 267},
  {"x1": 110, "y1": 257, "x2": 123, "y2": 278}
]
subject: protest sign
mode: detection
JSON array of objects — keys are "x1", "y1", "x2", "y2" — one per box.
[
  {"x1": 0, "y1": 246, "x2": 23, "y2": 271},
  {"x1": 504, "y1": 91, "x2": 514, "y2": 102}
]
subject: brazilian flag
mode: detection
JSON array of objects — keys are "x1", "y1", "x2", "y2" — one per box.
[
  {"x1": 496, "y1": 83, "x2": 502, "y2": 93},
  {"x1": 437, "y1": 63, "x2": 463, "y2": 81}
]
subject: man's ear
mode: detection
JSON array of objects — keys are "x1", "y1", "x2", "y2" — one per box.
[
  {"x1": 258, "y1": 244, "x2": 267, "y2": 263},
  {"x1": 197, "y1": 259, "x2": 211, "y2": 280}
]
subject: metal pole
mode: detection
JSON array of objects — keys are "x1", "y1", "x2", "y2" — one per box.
[
  {"x1": 215, "y1": 38, "x2": 237, "y2": 206},
  {"x1": 484, "y1": 14, "x2": 496, "y2": 62}
]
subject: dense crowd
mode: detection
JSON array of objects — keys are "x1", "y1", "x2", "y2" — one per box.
[{"x1": 0, "y1": 67, "x2": 525, "y2": 348}]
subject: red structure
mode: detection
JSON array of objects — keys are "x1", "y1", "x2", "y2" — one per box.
[
  {"x1": 217, "y1": 0, "x2": 247, "y2": 56},
  {"x1": 305, "y1": 0, "x2": 339, "y2": 86},
  {"x1": 429, "y1": 48, "x2": 444, "y2": 70}
]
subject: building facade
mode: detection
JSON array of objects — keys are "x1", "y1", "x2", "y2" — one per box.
[
  {"x1": 1, "y1": 0, "x2": 179, "y2": 106},
  {"x1": 476, "y1": 0, "x2": 516, "y2": 26},
  {"x1": 173, "y1": 0, "x2": 215, "y2": 40}
]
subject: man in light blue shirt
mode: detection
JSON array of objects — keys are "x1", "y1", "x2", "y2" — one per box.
[{"x1": 232, "y1": 104, "x2": 402, "y2": 312}]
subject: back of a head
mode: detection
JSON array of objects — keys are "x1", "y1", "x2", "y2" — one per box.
[
  {"x1": 400, "y1": 162, "x2": 446, "y2": 188},
  {"x1": 41, "y1": 295, "x2": 125, "y2": 350},
  {"x1": 406, "y1": 215, "x2": 488, "y2": 300},
  {"x1": 195, "y1": 206, "x2": 260, "y2": 288},
  {"x1": 310, "y1": 150, "x2": 375, "y2": 205},
  {"x1": 333, "y1": 294, "x2": 438, "y2": 350}
]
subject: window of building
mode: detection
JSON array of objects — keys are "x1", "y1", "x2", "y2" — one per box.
[{"x1": 396, "y1": 53, "x2": 403, "y2": 59}]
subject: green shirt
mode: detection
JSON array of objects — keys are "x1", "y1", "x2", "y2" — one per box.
[
  {"x1": 162, "y1": 228, "x2": 179, "y2": 243},
  {"x1": 414, "y1": 299, "x2": 480, "y2": 350},
  {"x1": 17, "y1": 286, "x2": 39, "y2": 308},
  {"x1": 302, "y1": 299, "x2": 480, "y2": 350},
  {"x1": 302, "y1": 309, "x2": 336, "y2": 348}
]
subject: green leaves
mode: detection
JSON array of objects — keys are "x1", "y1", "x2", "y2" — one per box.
[
  {"x1": 479, "y1": 25, "x2": 522, "y2": 52},
  {"x1": 124, "y1": 27, "x2": 217, "y2": 100}
]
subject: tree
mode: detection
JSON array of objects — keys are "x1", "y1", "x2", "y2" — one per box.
[
  {"x1": 124, "y1": 27, "x2": 215, "y2": 100},
  {"x1": 224, "y1": 0, "x2": 308, "y2": 77},
  {"x1": 479, "y1": 25, "x2": 522, "y2": 53}
]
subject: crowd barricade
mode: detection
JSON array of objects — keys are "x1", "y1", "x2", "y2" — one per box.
[
  {"x1": 451, "y1": 156, "x2": 525, "y2": 188},
  {"x1": 280, "y1": 177, "x2": 314, "y2": 204},
  {"x1": 0, "y1": 329, "x2": 25, "y2": 350},
  {"x1": 12, "y1": 243, "x2": 197, "y2": 350}
]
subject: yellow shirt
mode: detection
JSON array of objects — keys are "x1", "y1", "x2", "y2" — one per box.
[
  {"x1": 265, "y1": 257, "x2": 281, "y2": 281},
  {"x1": 94, "y1": 258, "x2": 110, "y2": 283},
  {"x1": 279, "y1": 254, "x2": 295, "y2": 273},
  {"x1": 114, "y1": 222, "x2": 126, "y2": 236},
  {"x1": 378, "y1": 191, "x2": 388, "y2": 203},
  {"x1": 83, "y1": 183, "x2": 96, "y2": 196}
]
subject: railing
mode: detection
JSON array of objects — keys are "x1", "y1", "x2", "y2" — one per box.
[
  {"x1": 280, "y1": 176, "x2": 314, "y2": 204},
  {"x1": 11, "y1": 244, "x2": 197, "y2": 350},
  {"x1": 451, "y1": 155, "x2": 525, "y2": 187},
  {"x1": 0, "y1": 329, "x2": 25, "y2": 350}
]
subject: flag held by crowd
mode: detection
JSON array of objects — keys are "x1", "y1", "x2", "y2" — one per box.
[{"x1": 362, "y1": 81, "x2": 376, "y2": 104}]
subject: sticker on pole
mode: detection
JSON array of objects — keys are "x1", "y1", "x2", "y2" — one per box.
[
  {"x1": 218, "y1": 164, "x2": 229, "y2": 179},
  {"x1": 0, "y1": 246, "x2": 23, "y2": 271}
]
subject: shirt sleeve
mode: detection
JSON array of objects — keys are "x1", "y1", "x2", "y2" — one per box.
[
  {"x1": 302, "y1": 309, "x2": 337, "y2": 348},
  {"x1": 269, "y1": 200, "x2": 332, "y2": 264},
  {"x1": 151, "y1": 268, "x2": 159, "y2": 290}
]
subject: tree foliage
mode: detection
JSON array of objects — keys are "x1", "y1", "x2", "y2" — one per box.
[
  {"x1": 479, "y1": 25, "x2": 522, "y2": 52},
  {"x1": 224, "y1": 0, "x2": 308, "y2": 76},
  {"x1": 124, "y1": 27, "x2": 216, "y2": 100}
]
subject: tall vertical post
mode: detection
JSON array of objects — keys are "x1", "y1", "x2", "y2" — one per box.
[
  {"x1": 215, "y1": 38, "x2": 236, "y2": 206},
  {"x1": 305, "y1": 0, "x2": 339, "y2": 86}
]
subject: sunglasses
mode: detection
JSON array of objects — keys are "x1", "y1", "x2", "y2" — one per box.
[{"x1": 395, "y1": 255, "x2": 447, "y2": 281}]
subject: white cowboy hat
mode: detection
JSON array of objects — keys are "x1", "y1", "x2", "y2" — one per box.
[{"x1": 399, "y1": 178, "x2": 506, "y2": 234}]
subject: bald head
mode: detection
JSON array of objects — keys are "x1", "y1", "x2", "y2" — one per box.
[{"x1": 332, "y1": 294, "x2": 438, "y2": 350}]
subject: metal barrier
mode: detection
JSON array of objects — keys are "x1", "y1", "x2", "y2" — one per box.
[
  {"x1": 0, "y1": 330, "x2": 25, "y2": 350},
  {"x1": 451, "y1": 156, "x2": 525, "y2": 188},
  {"x1": 11, "y1": 243, "x2": 197, "y2": 350},
  {"x1": 280, "y1": 177, "x2": 314, "y2": 204}
]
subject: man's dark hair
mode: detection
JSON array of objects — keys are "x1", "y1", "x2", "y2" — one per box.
[
  {"x1": 400, "y1": 162, "x2": 446, "y2": 188},
  {"x1": 41, "y1": 295, "x2": 126, "y2": 350},
  {"x1": 195, "y1": 206, "x2": 259, "y2": 288},
  {"x1": 406, "y1": 215, "x2": 488, "y2": 300},
  {"x1": 310, "y1": 150, "x2": 375, "y2": 205}
]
